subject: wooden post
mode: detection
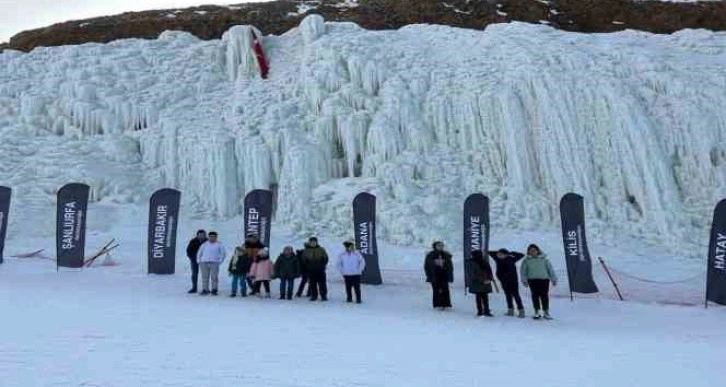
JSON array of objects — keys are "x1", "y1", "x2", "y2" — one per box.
[{"x1": 598, "y1": 257, "x2": 624, "y2": 301}]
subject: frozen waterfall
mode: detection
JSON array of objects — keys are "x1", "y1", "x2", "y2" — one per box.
[{"x1": 0, "y1": 16, "x2": 725, "y2": 257}]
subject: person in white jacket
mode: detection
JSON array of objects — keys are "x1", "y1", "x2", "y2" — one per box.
[
  {"x1": 196, "y1": 231, "x2": 226, "y2": 296},
  {"x1": 337, "y1": 240, "x2": 366, "y2": 304}
]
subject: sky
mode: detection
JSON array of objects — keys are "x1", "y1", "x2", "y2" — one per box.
[{"x1": 0, "y1": 1, "x2": 272, "y2": 43}]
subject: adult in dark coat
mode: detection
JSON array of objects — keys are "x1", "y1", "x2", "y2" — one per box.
[
  {"x1": 185, "y1": 230, "x2": 207, "y2": 293},
  {"x1": 302, "y1": 237, "x2": 329, "y2": 301},
  {"x1": 295, "y1": 243, "x2": 312, "y2": 298},
  {"x1": 488, "y1": 248, "x2": 525, "y2": 317},
  {"x1": 469, "y1": 250, "x2": 494, "y2": 317},
  {"x1": 424, "y1": 241, "x2": 454, "y2": 310},
  {"x1": 274, "y1": 246, "x2": 301, "y2": 300}
]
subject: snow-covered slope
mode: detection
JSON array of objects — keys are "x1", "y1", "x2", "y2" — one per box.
[{"x1": 1, "y1": 15, "x2": 725, "y2": 257}]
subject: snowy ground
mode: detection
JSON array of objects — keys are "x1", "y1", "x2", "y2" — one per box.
[
  {"x1": 1, "y1": 211, "x2": 724, "y2": 386},
  {"x1": 1, "y1": 247, "x2": 723, "y2": 386}
]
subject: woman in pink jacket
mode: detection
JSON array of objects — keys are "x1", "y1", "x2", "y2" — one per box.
[{"x1": 249, "y1": 248, "x2": 274, "y2": 298}]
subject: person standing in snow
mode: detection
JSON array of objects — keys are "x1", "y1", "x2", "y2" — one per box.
[
  {"x1": 196, "y1": 231, "x2": 226, "y2": 296},
  {"x1": 274, "y1": 246, "x2": 301, "y2": 300},
  {"x1": 249, "y1": 248, "x2": 274, "y2": 298},
  {"x1": 488, "y1": 248, "x2": 526, "y2": 318},
  {"x1": 469, "y1": 250, "x2": 494, "y2": 317},
  {"x1": 228, "y1": 245, "x2": 254, "y2": 297},
  {"x1": 520, "y1": 244, "x2": 558, "y2": 320},
  {"x1": 295, "y1": 243, "x2": 311, "y2": 298},
  {"x1": 185, "y1": 229, "x2": 207, "y2": 294},
  {"x1": 424, "y1": 241, "x2": 454, "y2": 310},
  {"x1": 244, "y1": 234, "x2": 265, "y2": 294},
  {"x1": 337, "y1": 240, "x2": 366, "y2": 304},
  {"x1": 302, "y1": 237, "x2": 329, "y2": 301}
]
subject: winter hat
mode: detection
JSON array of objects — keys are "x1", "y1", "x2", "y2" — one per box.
[
  {"x1": 432, "y1": 241, "x2": 444, "y2": 249},
  {"x1": 309, "y1": 237, "x2": 318, "y2": 242},
  {"x1": 497, "y1": 248, "x2": 509, "y2": 255},
  {"x1": 527, "y1": 244, "x2": 542, "y2": 255}
]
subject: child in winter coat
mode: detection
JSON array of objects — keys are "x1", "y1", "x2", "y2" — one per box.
[
  {"x1": 274, "y1": 246, "x2": 301, "y2": 300},
  {"x1": 520, "y1": 244, "x2": 558, "y2": 320},
  {"x1": 228, "y1": 246, "x2": 254, "y2": 297},
  {"x1": 468, "y1": 250, "x2": 494, "y2": 317},
  {"x1": 249, "y1": 248, "x2": 274, "y2": 298},
  {"x1": 337, "y1": 240, "x2": 366, "y2": 304},
  {"x1": 488, "y1": 248, "x2": 526, "y2": 318}
]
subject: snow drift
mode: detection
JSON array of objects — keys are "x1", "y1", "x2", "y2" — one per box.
[{"x1": 1, "y1": 16, "x2": 725, "y2": 257}]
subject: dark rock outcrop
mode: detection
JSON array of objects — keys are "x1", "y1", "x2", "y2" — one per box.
[{"x1": 4, "y1": 0, "x2": 726, "y2": 52}]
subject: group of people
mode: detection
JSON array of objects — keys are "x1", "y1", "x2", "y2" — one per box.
[
  {"x1": 424, "y1": 242, "x2": 558, "y2": 320},
  {"x1": 185, "y1": 230, "x2": 367, "y2": 304},
  {"x1": 186, "y1": 230, "x2": 558, "y2": 319}
]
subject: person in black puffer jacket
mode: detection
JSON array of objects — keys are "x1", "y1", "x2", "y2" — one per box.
[
  {"x1": 274, "y1": 246, "x2": 301, "y2": 300},
  {"x1": 488, "y1": 248, "x2": 525, "y2": 317},
  {"x1": 295, "y1": 243, "x2": 311, "y2": 298},
  {"x1": 424, "y1": 241, "x2": 453, "y2": 310},
  {"x1": 185, "y1": 230, "x2": 207, "y2": 293}
]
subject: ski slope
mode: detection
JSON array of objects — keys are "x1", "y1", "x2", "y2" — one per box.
[{"x1": 1, "y1": 16, "x2": 725, "y2": 260}]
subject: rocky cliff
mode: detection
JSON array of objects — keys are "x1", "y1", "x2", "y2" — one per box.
[{"x1": 3, "y1": 0, "x2": 726, "y2": 52}]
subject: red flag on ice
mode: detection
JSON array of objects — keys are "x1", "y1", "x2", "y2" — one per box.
[{"x1": 251, "y1": 30, "x2": 269, "y2": 79}]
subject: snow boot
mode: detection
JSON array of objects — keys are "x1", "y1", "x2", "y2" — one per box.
[
  {"x1": 533, "y1": 310, "x2": 542, "y2": 320},
  {"x1": 543, "y1": 311, "x2": 553, "y2": 320},
  {"x1": 505, "y1": 308, "x2": 514, "y2": 317},
  {"x1": 229, "y1": 293, "x2": 237, "y2": 298},
  {"x1": 483, "y1": 311, "x2": 494, "y2": 317},
  {"x1": 188, "y1": 288, "x2": 198, "y2": 294},
  {"x1": 211, "y1": 289, "x2": 218, "y2": 296},
  {"x1": 200, "y1": 290, "x2": 210, "y2": 296},
  {"x1": 517, "y1": 309, "x2": 526, "y2": 318}
]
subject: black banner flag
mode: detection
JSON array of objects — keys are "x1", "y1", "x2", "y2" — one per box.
[
  {"x1": 148, "y1": 188, "x2": 181, "y2": 275},
  {"x1": 559, "y1": 193, "x2": 599, "y2": 294},
  {"x1": 244, "y1": 189, "x2": 273, "y2": 248},
  {"x1": 56, "y1": 183, "x2": 90, "y2": 269},
  {"x1": 353, "y1": 192, "x2": 382, "y2": 285},
  {"x1": 706, "y1": 199, "x2": 726, "y2": 306},
  {"x1": 463, "y1": 194, "x2": 490, "y2": 289},
  {"x1": 0, "y1": 186, "x2": 10, "y2": 264}
]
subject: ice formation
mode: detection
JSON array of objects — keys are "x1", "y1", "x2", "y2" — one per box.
[{"x1": 1, "y1": 16, "x2": 725, "y2": 257}]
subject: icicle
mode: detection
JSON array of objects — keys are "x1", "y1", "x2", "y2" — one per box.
[{"x1": 300, "y1": 14, "x2": 326, "y2": 45}]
